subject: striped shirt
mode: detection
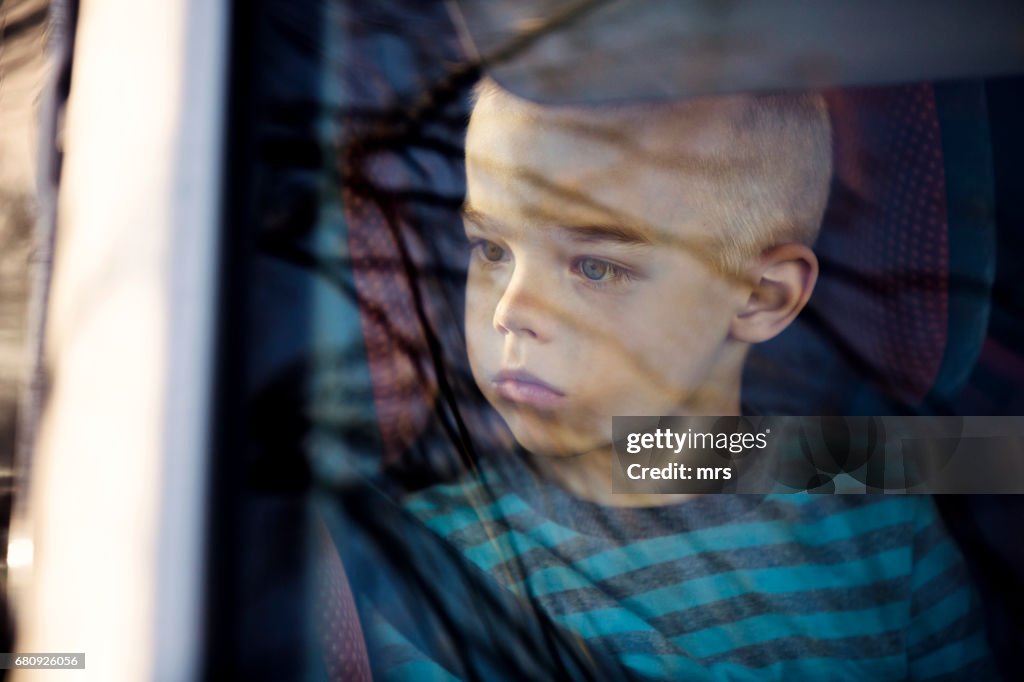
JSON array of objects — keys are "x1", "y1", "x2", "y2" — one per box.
[{"x1": 368, "y1": 453, "x2": 997, "y2": 680}]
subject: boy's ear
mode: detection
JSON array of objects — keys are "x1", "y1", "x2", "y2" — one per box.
[{"x1": 730, "y1": 243, "x2": 818, "y2": 344}]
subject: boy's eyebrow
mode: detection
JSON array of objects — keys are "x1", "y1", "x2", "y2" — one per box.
[
  {"x1": 555, "y1": 223, "x2": 653, "y2": 246},
  {"x1": 461, "y1": 207, "x2": 500, "y2": 232},
  {"x1": 462, "y1": 206, "x2": 653, "y2": 246}
]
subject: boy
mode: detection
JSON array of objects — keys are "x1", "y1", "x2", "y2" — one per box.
[{"x1": 367, "y1": 80, "x2": 996, "y2": 680}]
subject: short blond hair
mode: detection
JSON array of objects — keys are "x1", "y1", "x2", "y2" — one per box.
[{"x1": 471, "y1": 78, "x2": 832, "y2": 274}]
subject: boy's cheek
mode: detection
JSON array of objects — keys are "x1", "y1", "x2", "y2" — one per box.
[
  {"x1": 465, "y1": 269, "x2": 503, "y2": 314},
  {"x1": 465, "y1": 314, "x2": 503, "y2": 402},
  {"x1": 464, "y1": 290, "x2": 497, "y2": 341},
  {"x1": 464, "y1": 295, "x2": 498, "y2": 354}
]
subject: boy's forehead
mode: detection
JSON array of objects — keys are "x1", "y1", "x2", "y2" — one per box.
[
  {"x1": 465, "y1": 92, "x2": 750, "y2": 241},
  {"x1": 468, "y1": 88, "x2": 757, "y2": 165}
]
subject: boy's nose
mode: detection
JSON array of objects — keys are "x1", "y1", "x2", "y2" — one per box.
[{"x1": 492, "y1": 269, "x2": 552, "y2": 341}]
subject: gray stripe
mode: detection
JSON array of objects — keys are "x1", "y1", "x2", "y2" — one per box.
[
  {"x1": 485, "y1": 497, "x2": 905, "y2": 580},
  {"x1": 487, "y1": 536, "x2": 614, "y2": 583},
  {"x1": 579, "y1": 630, "x2": 690, "y2": 658},
  {"x1": 650, "y1": 577, "x2": 910, "y2": 639},
  {"x1": 911, "y1": 561, "x2": 969, "y2": 617},
  {"x1": 529, "y1": 525, "x2": 912, "y2": 618},
  {"x1": 585, "y1": 629, "x2": 907, "y2": 669},
  {"x1": 908, "y1": 609, "x2": 986, "y2": 663},
  {"x1": 529, "y1": 578, "x2": 907, "y2": 646},
  {"x1": 487, "y1": 540, "x2": 607, "y2": 579},
  {"x1": 699, "y1": 630, "x2": 904, "y2": 667}
]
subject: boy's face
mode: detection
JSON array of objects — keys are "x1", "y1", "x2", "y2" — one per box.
[{"x1": 464, "y1": 95, "x2": 756, "y2": 457}]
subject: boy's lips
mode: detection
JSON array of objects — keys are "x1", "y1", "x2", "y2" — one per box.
[{"x1": 492, "y1": 370, "x2": 566, "y2": 409}]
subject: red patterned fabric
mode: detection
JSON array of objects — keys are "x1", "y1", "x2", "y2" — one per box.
[
  {"x1": 316, "y1": 519, "x2": 373, "y2": 682},
  {"x1": 820, "y1": 84, "x2": 949, "y2": 403},
  {"x1": 343, "y1": 154, "x2": 439, "y2": 467}
]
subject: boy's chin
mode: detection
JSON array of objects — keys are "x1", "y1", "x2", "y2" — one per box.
[{"x1": 505, "y1": 418, "x2": 607, "y2": 459}]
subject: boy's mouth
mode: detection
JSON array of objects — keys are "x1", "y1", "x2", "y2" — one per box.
[{"x1": 492, "y1": 370, "x2": 566, "y2": 409}]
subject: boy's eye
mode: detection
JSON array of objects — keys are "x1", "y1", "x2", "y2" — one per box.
[
  {"x1": 469, "y1": 238, "x2": 508, "y2": 263},
  {"x1": 571, "y1": 256, "x2": 636, "y2": 289},
  {"x1": 578, "y1": 257, "x2": 615, "y2": 281},
  {"x1": 480, "y1": 241, "x2": 506, "y2": 262}
]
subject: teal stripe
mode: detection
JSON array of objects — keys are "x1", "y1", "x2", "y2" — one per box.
[
  {"x1": 519, "y1": 500, "x2": 912, "y2": 597},
  {"x1": 419, "y1": 494, "x2": 529, "y2": 535},
  {"x1": 618, "y1": 547, "x2": 910, "y2": 619},
  {"x1": 466, "y1": 522, "x2": 585, "y2": 569},
  {"x1": 912, "y1": 539, "x2": 962, "y2": 590},
  {"x1": 908, "y1": 587, "x2": 971, "y2": 648},
  {"x1": 673, "y1": 602, "x2": 907, "y2": 657},
  {"x1": 385, "y1": 659, "x2": 462, "y2": 682},
  {"x1": 556, "y1": 606, "x2": 663, "y2": 639},
  {"x1": 911, "y1": 631, "x2": 990, "y2": 679},
  {"x1": 404, "y1": 479, "x2": 486, "y2": 513},
  {"x1": 708, "y1": 654, "x2": 906, "y2": 681},
  {"x1": 462, "y1": 523, "x2": 581, "y2": 572},
  {"x1": 465, "y1": 519, "x2": 581, "y2": 552}
]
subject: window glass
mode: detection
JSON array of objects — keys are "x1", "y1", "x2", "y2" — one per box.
[{"x1": 216, "y1": 2, "x2": 1024, "y2": 679}]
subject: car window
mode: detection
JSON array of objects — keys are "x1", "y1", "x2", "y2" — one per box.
[{"x1": 209, "y1": 1, "x2": 1024, "y2": 679}]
